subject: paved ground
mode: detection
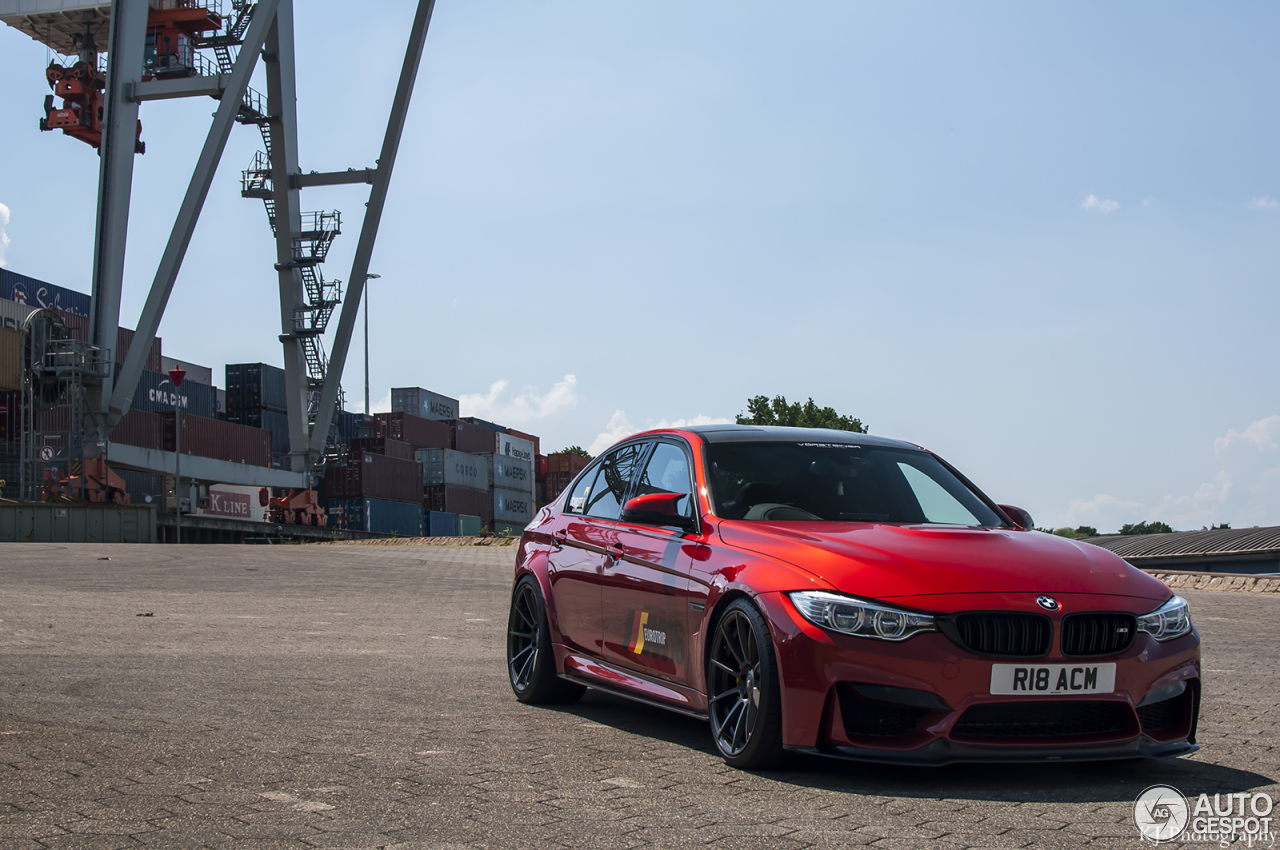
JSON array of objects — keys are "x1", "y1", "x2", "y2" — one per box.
[{"x1": 0, "y1": 543, "x2": 1275, "y2": 850}]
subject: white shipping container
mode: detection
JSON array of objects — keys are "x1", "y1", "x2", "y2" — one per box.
[
  {"x1": 493, "y1": 486, "x2": 534, "y2": 525},
  {"x1": 391, "y1": 386, "x2": 459, "y2": 421},
  {"x1": 495, "y1": 431, "x2": 535, "y2": 464},
  {"x1": 415, "y1": 447, "x2": 489, "y2": 491},
  {"x1": 486, "y1": 453, "x2": 533, "y2": 493},
  {"x1": 0, "y1": 298, "x2": 37, "y2": 332}
]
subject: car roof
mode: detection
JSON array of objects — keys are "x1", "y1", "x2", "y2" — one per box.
[{"x1": 676, "y1": 424, "x2": 923, "y2": 451}]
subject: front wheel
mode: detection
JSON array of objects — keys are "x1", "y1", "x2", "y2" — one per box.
[
  {"x1": 707, "y1": 598, "x2": 785, "y2": 769},
  {"x1": 507, "y1": 576, "x2": 585, "y2": 704}
]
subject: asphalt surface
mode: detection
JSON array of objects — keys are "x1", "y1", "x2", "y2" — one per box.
[{"x1": 0, "y1": 543, "x2": 1276, "y2": 850}]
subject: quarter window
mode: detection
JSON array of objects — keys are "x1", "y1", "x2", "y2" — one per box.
[{"x1": 582, "y1": 444, "x2": 646, "y2": 521}]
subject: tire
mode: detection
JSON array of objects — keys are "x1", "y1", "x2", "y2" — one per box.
[
  {"x1": 706, "y1": 598, "x2": 785, "y2": 769},
  {"x1": 507, "y1": 575, "x2": 585, "y2": 705}
]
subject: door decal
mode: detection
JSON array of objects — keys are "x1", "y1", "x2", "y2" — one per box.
[{"x1": 624, "y1": 610, "x2": 685, "y2": 663}]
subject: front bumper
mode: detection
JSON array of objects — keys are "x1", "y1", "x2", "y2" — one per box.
[{"x1": 757, "y1": 591, "x2": 1202, "y2": 763}]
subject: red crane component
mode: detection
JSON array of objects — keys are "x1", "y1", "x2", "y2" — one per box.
[{"x1": 267, "y1": 488, "x2": 329, "y2": 528}]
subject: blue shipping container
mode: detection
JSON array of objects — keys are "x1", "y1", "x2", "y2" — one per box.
[
  {"x1": 427, "y1": 510, "x2": 457, "y2": 537},
  {"x1": 129, "y1": 368, "x2": 216, "y2": 418},
  {"x1": 1, "y1": 269, "x2": 92, "y2": 317},
  {"x1": 326, "y1": 497, "x2": 423, "y2": 536}
]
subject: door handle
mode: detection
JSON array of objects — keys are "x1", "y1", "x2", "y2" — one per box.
[
  {"x1": 551, "y1": 532, "x2": 566, "y2": 549},
  {"x1": 603, "y1": 543, "x2": 625, "y2": 564}
]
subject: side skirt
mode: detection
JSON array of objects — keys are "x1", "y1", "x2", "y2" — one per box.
[{"x1": 558, "y1": 651, "x2": 708, "y2": 721}]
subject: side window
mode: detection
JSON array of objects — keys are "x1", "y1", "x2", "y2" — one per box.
[
  {"x1": 633, "y1": 442, "x2": 693, "y2": 518},
  {"x1": 584, "y1": 443, "x2": 645, "y2": 521},
  {"x1": 564, "y1": 469, "x2": 595, "y2": 515}
]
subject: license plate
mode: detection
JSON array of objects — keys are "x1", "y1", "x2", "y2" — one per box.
[{"x1": 990, "y1": 663, "x2": 1116, "y2": 695}]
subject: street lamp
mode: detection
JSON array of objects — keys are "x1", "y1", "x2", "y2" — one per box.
[{"x1": 364, "y1": 273, "x2": 380, "y2": 416}]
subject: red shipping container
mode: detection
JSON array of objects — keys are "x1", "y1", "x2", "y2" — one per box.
[
  {"x1": 424, "y1": 484, "x2": 492, "y2": 524},
  {"x1": 536, "y1": 454, "x2": 547, "y2": 482},
  {"x1": 111, "y1": 408, "x2": 166, "y2": 451},
  {"x1": 161, "y1": 412, "x2": 272, "y2": 467},
  {"x1": 448, "y1": 419, "x2": 495, "y2": 454},
  {"x1": 350, "y1": 436, "x2": 413, "y2": 460},
  {"x1": 326, "y1": 451, "x2": 421, "y2": 504},
  {"x1": 374, "y1": 411, "x2": 449, "y2": 449}
]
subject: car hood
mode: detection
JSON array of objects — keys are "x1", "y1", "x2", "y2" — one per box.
[{"x1": 716, "y1": 521, "x2": 1169, "y2": 602}]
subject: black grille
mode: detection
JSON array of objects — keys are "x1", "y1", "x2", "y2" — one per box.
[
  {"x1": 1138, "y1": 693, "x2": 1189, "y2": 735},
  {"x1": 952, "y1": 701, "x2": 1133, "y2": 740},
  {"x1": 1062, "y1": 613, "x2": 1137, "y2": 657},
  {"x1": 838, "y1": 686, "x2": 928, "y2": 738},
  {"x1": 951, "y1": 613, "x2": 1051, "y2": 656}
]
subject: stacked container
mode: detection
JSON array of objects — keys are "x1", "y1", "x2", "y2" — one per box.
[
  {"x1": 373, "y1": 411, "x2": 449, "y2": 450},
  {"x1": 327, "y1": 497, "x2": 424, "y2": 536},
  {"x1": 225, "y1": 363, "x2": 290, "y2": 468},
  {"x1": 545, "y1": 452, "x2": 592, "y2": 503},
  {"x1": 391, "y1": 387, "x2": 459, "y2": 421},
  {"x1": 326, "y1": 450, "x2": 422, "y2": 505},
  {"x1": 417, "y1": 447, "x2": 491, "y2": 526}
]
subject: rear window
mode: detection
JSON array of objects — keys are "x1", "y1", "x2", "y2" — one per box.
[{"x1": 705, "y1": 441, "x2": 1006, "y2": 527}]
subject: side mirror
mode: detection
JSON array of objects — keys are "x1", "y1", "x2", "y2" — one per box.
[
  {"x1": 621, "y1": 492, "x2": 695, "y2": 531},
  {"x1": 998, "y1": 504, "x2": 1034, "y2": 530}
]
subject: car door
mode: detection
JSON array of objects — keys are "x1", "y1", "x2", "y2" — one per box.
[
  {"x1": 600, "y1": 440, "x2": 699, "y2": 685},
  {"x1": 546, "y1": 443, "x2": 646, "y2": 657}
]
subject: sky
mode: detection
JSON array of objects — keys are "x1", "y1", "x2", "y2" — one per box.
[{"x1": 1, "y1": 1, "x2": 1277, "y2": 533}]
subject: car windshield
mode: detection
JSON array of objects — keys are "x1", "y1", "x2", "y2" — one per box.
[{"x1": 705, "y1": 441, "x2": 1009, "y2": 526}]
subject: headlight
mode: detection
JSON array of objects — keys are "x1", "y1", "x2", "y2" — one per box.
[
  {"x1": 789, "y1": 591, "x2": 936, "y2": 641},
  {"x1": 1137, "y1": 595, "x2": 1193, "y2": 641}
]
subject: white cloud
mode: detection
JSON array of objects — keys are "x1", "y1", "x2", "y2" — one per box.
[
  {"x1": 1081, "y1": 194, "x2": 1119, "y2": 215},
  {"x1": 460, "y1": 374, "x2": 577, "y2": 424},
  {"x1": 1062, "y1": 415, "x2": 1280, "y2": 532},
  {"x1": 0, "y1": 203, "x2": 10, "y2": 267},
  {"x1": 587, "y1": 410, "x2": 732, "y2": 456},
  {"x1": 1248, "y1": 196, "x2": 1278, "y2": 210},
  {"x1": 371, "y1": 391, "x2": 392, "y2": 414}
]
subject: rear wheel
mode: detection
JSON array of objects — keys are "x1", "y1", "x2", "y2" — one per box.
[
  {"x1": 707, "y1": 598, "x2": 785, "y2": 769},
  {"x1": 507, "y1": 576, "x2": 585, "y2": 704}
]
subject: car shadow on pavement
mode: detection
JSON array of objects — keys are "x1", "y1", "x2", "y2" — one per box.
[{"x1": 553, "y1": 690, "x2": 1275, "y2": 804}]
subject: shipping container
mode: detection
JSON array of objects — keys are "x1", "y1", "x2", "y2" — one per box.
[
  {"x1": 493, "y1": 432, "x2": 536, "y2": 465},
  {"x1": 493, "y1": 521, "x2": 527, "y2": 537},
  {"x1": 226, "y1": 407, "x2": 291, "y2": 455},
  {"x1": 111, "y1": 408, "x2": 166, "y2": 451},
  {"x1": 0, "y1": 390, "x2": 20, "y2": 444},
  {"x1": 546, "y1": 452, "x2": 592, "y2": 475},
  {"x1": 130, "y1": 368, "x2": 216, "y2": 417},
  {"x1": 225, "y1": 362, "x2": 288, "y2": 413},
  {"x1": 487, "y1": 453, "x2": 533, "y2": 493},
  {"x1": 337, "y1": 410, "x2": 369, "y2": 444},
  {"x1": 113, "y1": 327, "x2": 162, "y2": 371},
  {"x1": 493, "y1": 486, "x2": 534, "y2": 525},
  {"x1": 457, "y1": 513, "x2": 483, "y2": 537},
  {"x1": 325, "y1": 451, "x2": 421, "y2": 504},
  {"x1": 161, "y1": 356, "x2": 213, "y2": 387},
  {"x1": 1, "y1": 269, "x2": 92, "y2": 317},
  {"x1": 448, "y1": 419, "x2": 496, "y2": 454},
  {"x1": 424, "y1": 485, "x2": 491, "y2": 524},
  {"x1": 462, "y1": 416, "x2": 505, "y2": 433},
  {"x1": 215, "y1": 388, "x2": 226, "y2": 417},
  {"x1": 194, "y1": 483, "x2": 268, "y2": 522},
  {"x1": 115, "y1": 469, "x2": 163, "y2": 507},
  {"x1": 350, "y1": 435, "x2": 412, "y2": 460},
  {"x1": 427, "y1": 510, "x2": 457, "y2": 537},
  {"x1": 416, "y1": 447, "x2": 489, "y2": 491},
  {"x1": 390, "y1": 386, "x2": 459, "y2": 421},
  {"x1": 505, "y1": 427, "x2": 541, "y2": 460},
  {"x1": 0, "y1": 327, "x2": 20, "y2": 391},
  {"x1": 161, "y1": 412, "x2": 273, "y2": 467},
  {"x1": 536, "y1": 454, "x2": 547, "y2": 480},
  {"x1": 326, "y1": 497, "x2": 423, "y2": 536},
  {"x1": 0, "y1": 297, "x2": 36, "y2": 332},
  {"x1": 373, "y1": 411, "x2": 450, "y2": 449}
]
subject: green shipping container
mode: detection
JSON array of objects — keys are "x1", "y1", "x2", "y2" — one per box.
[
  {"x1": 0, "y1": 503, "x2": 157, "y2": 543},
  {"x1": 457, "y1": 513, "x2": 482, "y2": 537}
]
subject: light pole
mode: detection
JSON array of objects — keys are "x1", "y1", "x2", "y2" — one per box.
[
  {"x1": 168, "y1": 368, "x2": 186, "y2": 544},
  {"x1": 364, "y1": 273, "x2": 380, "y2": 416}
]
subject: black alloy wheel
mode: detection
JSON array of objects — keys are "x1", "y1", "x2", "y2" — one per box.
[
  {"x1": 707, "y1": 598, "x2": 784, "y2": 768},
  {"x1": 506, "y1": 576, "x2": 584, "y2": 704}
]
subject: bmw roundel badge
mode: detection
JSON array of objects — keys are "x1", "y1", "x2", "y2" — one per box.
[{"x1": 1035, "y1": 595, "x2": 1060, "y2": 611}]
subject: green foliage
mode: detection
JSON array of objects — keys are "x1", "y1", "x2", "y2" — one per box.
[
  {"x1": 1119, "y1": 521, "x2": 1174, "y2": 536},
  {"x1": 735, "y1": 395, "x2": 867, "y2": 433},
  {"x1": 1050, "y1": 526, "x2": 1099, "y2": 539},
  {"x1": 558, "y1": 445, "x2": 593, "y2": 459},
  {"x1": 1209, "y1": 523, "x2": 1231, "y2": 530}
]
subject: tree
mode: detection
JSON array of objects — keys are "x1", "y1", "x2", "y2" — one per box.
[
  {"x1": 1209, "y1": 523, "x2": 1231, "y2": 530},
  {"x1": 736, "y1": 395, "x2": 866, "y2": 433},
  {"x1": 1119, "y1": 521, "x2": 1173, "y2": 536},
  {"x1": 558, "y1": 445, "x2": 593, "y2": 459},
  {"x1": 1050, "y1": 526, "x2": 1098, "y2": 539}
]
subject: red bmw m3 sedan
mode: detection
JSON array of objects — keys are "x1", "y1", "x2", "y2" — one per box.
[{"x1": 506, "y1": 425, "x2": 1200, "y2": 769}]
